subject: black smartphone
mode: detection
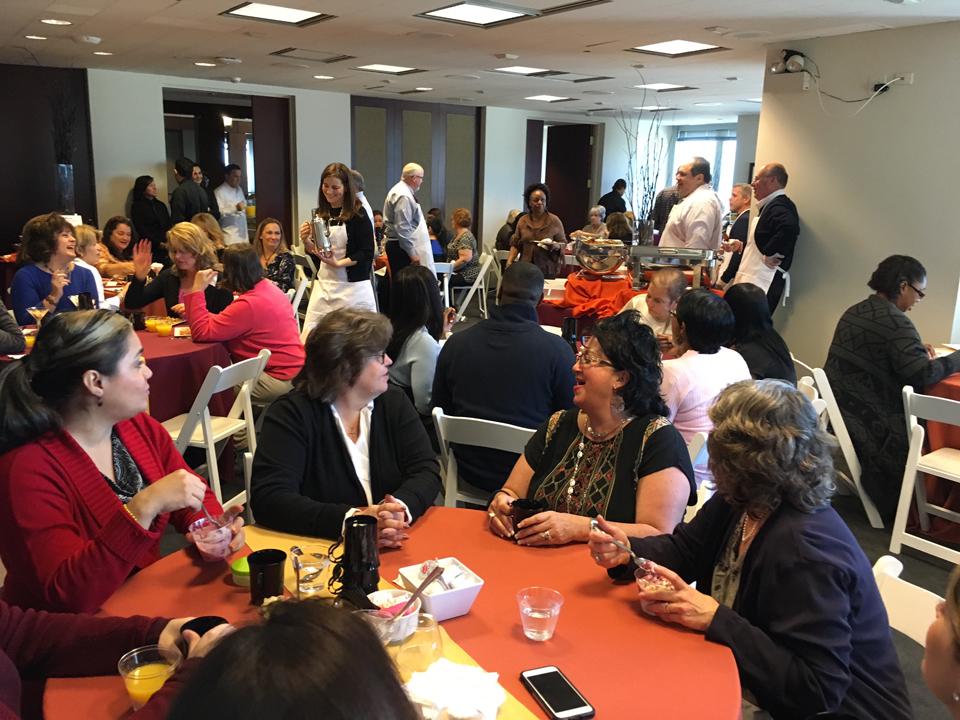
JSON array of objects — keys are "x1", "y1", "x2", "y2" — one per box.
[{"x1": 520, "y1": 666, "x2": 595, "y2": 719}]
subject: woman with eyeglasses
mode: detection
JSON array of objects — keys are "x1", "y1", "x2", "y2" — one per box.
[
  {"x1": 251, "y1": 308, "x2": 441, "y2": 548},
  {"x1": 487, "y1": 311, "x2": 695, "y2": 547},
  {"x1": 825, "y1": 255, "x2": 960, "y2": 524}
]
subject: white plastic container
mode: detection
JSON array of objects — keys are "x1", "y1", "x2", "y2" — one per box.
[
  {"x1": 367, "y1": 589, "x2": 421, "y2": 643},
  {"x1": 398, "y1": 557, "x2": 484, "y2": 622}
]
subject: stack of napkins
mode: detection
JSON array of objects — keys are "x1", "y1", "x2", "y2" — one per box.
[{"x1": 405, "y1": 658, "x2": 506, "y2": 720}]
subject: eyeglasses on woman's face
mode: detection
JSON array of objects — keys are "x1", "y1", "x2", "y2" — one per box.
[
  {"x1": 575, "y1": 347, "x2": 613, "y2": 368},
  {"x1": 369, "y1": 351, "x2": 389, "y2": 365}
]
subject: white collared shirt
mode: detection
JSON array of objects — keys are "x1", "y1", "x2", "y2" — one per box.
[
  {"x1": 329, "y1": 401, "x2": 375, "y2": 505},
  {"x1": 658, "y1": 184, "x2": 724, "y2": 250},
  {"x1": 214, "y1": 183, "x2": 249, "y2": 244},
  {"x1": 757, "y1": 187, "x2": 786, "y2": 211}
]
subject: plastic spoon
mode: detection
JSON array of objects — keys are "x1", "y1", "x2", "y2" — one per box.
[{"x1": 381, "y1": 564, "x2": 444, "y2": 619}]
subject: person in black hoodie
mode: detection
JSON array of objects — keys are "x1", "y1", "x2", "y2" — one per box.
[
  {"x1": 723, "y1": 282, "x2": 796, "y2": 384},
  {"x1": 130, "y1": 175, "x2": 172, "y2": 266}
]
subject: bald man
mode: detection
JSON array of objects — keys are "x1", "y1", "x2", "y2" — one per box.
[{"x1": 383, "y1": 162, "x2": 433, "y2": 279}]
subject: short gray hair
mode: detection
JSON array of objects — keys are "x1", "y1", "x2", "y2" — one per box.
[
  {"x1": 401, "y1": 163, "x2": 424, "y2": 179},
  {"x1": 733, "y1": 183, "x2": 753, "y2": 200},
  {"x1": 589, "y1": 205, "x2": 606, "y2": 221}
]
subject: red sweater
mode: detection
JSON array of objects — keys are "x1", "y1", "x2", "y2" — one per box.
[
  {"x1": 0, "y1": 414, "x2": 222, "y2": 613},
  {"x1": 183, "y1": 279, "x2": 305, "y2": 380}
]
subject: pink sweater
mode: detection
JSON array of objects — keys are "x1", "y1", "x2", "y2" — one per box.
[{"x1": 184, "y1": 279, "x2": 305, "y2": 380}]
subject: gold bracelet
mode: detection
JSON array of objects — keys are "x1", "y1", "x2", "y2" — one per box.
[{"x1": 123, "y1": 503, "x2": 139, "y2": 523}]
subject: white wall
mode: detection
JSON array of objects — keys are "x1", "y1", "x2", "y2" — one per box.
[
  {"x1": 87, "y1": 69, "x2": 350, "y2": 229},
  {"x1": 755, "y1": 21, "x2": 960, "y2": 364},
  {"x1": 733, "y1": 114, "x2": 759, "y2": 184}
]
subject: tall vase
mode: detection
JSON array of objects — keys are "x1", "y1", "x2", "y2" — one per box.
[
  {"x1": 55, "y1": 163, "x2": 75, "y2": 214},
  {"x1": 637, "y1": 219, "x2": 655, "y2": 246}
]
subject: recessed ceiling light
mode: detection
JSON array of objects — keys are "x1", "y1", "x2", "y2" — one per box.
[
  {"x1": 195, "y1": 61, "x2": 217, "y2": 67},
  {"x1": 629, "y1": 39, "x2": 724, "y2": 57},
  {"x1": 745, "y1": 98, "x2": 762, "y2": 103},
  {"x1": 357, "y1": 63, "x2": 421, "y2": 74},
  {"x1": 25, "y1": 35, "x2": 47, "y2": 40},
  {"x1": 41, "y1": 18, "x2": 72, "y2": 26},
  {"x1": 633, "y1": 105, "x2": 669, "y2": 110},
  {"x1": 416, "y1": 87, "x2": 433, "y2": 91},
  {"x1": 313, "y1": 74, "x2": 334, "y2": 80},
  {"x1": 526, "y1": 94, "x2": 571, "y2": 102},
  {"x1": 222, "y1": 2, "x2": 335, "y2": 27},
  {"x1": 93, "y1": 51, "x2": 113, "y2": 56},
  {"x1": 694, "y1": 102, "x2": 722, "y2": 107},
  {"x1": 634, "y1": 83, "x2": 688, "y2": 91},
  {"x1": 420, "y1": 2, "x2": 530, "y2": 27},
  {"x1": 496, "y1": 65, "x2": 548, "y2": 75}
]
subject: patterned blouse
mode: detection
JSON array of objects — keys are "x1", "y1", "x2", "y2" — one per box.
[
  {"x1": 447, "y1": 230, "x2": 480, "y2": 283},
  {"x1": 264, "y1": 251, "x2": 296, "y2": 293}
]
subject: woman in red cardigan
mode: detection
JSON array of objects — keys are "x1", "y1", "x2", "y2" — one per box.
[
  {"x1": 0, "y1": 311, "x2": 245, "y2": 613},
  {"x1": 183, "y1": 244, "x2": 305, "y2": 405}
]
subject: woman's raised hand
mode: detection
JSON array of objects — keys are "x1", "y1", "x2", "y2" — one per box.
[{"x1": 132, "y1": 239, "x2": 154, "y2": 280}]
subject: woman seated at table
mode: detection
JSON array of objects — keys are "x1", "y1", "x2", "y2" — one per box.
[
  {"x1": 73, "y1": 224, "x2": 107, "y2": 306},
  {"x1": 825, "y1": 255, "x2": 960, "y2": 522},
  {"x1": 252, "y1": 308, "x2": 441, "y2": 546},
  {"x1": 507, "y1": 183, "x2": 566, "y2": 279},
  {"x1": 723, "y1": 282, "x2": 796, "y2": 384},
  {"x1": 167, "y1": 601, "x2": 417, "y2": 720},
  {"x1": 10, "y1": 213, "x2": 99, "y2": 326},
  {"x1": 190, "y1": 212, "x2": 226, "y2": 259},
  {"x1": 254, "y1": 217, "x2": 295, "y2": 293},
  {"x1": 0, "y1": 310, "x2": 244, "y2": 613},
  {"x1": 589, "y1": 380, "x2": 912, "y2": 720},
  {"x1": 923, "y1": 565, "x2": 960, "y2": 717},
  {"x1": 125, "y1": 222, "x2": 232, "y2": 318},
  {"x1": 604, "y1": 212, "x2": 633, "y2": 244},
  {"x1": 446, "y1": 207, "x2": 480, "y2": 289},
  {"x1": 96, "y1": 215, "x2": 138, "y2": 278},
  {"x1": 487, "y1": 312, "x2": 695, "y2": 546},
  {"x1": 570, "y1": 205, "x2": 607, "y2": 241},
  {"x1": 131, "y1": 174, "x2": 172, "y2": 266},
  {"x1": 184, "y1": 245, "x2": 305, "y2": 404}
]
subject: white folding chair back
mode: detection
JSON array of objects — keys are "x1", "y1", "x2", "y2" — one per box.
[
  {"x1": 289, "y1": 276, "x2": 309, "y2": 333},
  {"x1": 453, "y1": 252, "x2": 493, "y2": 322},
  {"x1": 890, "y1": 386, "x2": 960, "y2": 565},
  {"x1": 161, "y1": 349, "x2": 271, "y2": 505},
  {"x1": 684, "y1": 432, "x2": 714, "y2": 522},
  {"x1": 792, "y1": 354, "x2": 816, "y2": 383},
  {"x1": 873, "y1": 555, "x2": 942, "y2": 646},
  {"x1": 432, "y1": 407, "x2": 536, "y2": 508},
  {"x1": 797, "y1": 376, "x2": 818, "y2": 402},
  {"x1": 810, "y1": 367, "x2": 883, "y2": 529}
]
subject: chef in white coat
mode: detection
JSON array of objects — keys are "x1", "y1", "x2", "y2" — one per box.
[
  {"x1": 382, "y1": 163, "x2": 436, "y2": 279},
  {"x1": 214, "y1": 163, "x2": 249, "y2": 244},
  {"x1": 299, "y1": 162, "x2": 377, "y2": 340}
]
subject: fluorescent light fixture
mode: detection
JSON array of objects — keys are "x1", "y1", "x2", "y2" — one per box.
[
  {"x1": 41, "y1": 18, "x2": 72, "y2": 25},
  {"x1": 745, "y1": 97, "x2": 762, "y2": 103},
  {"x1": 526, "y1": 94, "x2": 570, "y2": 102},
  {"x1": 416, "y1": 87, "x2": 433, "y2": 91},
  {"x1": 418, "y1": 2, "x2": 536, "y2": 27},
  {"x1": 222, "y1": 116, "x2": 234, "y2": 127},
  {"x1": 629, "y1": 39, "x2": 725, "y2": 57},
  {"x1": 25, "y1": 35, "x2": 47, "y2": 40},
  {"x1": 194, "y1": 61, "x2": 217, "y2": 67},
  {"x1": 634, "y1": 83, "x2": 686, "y2": 91},
  {"x1": 222, "y1": 2, "x2": 335, "y2": 27},
  {"x1": 313, "y1": 74, "x2": 334, "y2": 80},
  {"x1": 694, "y1": 102, "x2": 722, "y2": 107},
  {"x1": 633, "y1": 105, "x2": 669, "y2": 110},
  {"x1": 496, "y1": 65, "x2": 549, "y2": 75},
  {"x1": 93, "y1": 51, "x2": 113, "y2": 56},
  {"x1": 357, "y1": 63, "x2": 421, "y2": 74}
]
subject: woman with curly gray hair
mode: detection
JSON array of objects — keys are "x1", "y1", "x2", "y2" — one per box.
[{"x1": 588, "y1": 380, "x2": 911, "y2": 720}]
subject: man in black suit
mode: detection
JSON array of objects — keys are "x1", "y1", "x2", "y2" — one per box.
[
  {"x1": 729, "y1": 163, "x2": 799, "y2": 313},
  {"x1": 597, "y1": 178, "x2": 627, "y2": 217},
  {"x1": 169, "y1": 157, "x2": 213, "y2": 223},
  {"x1": 719, "y1": 182, "x2": 753, "y2": 284}
]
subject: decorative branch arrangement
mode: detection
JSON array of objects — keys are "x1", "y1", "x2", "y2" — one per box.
[{"x1": 612, "y1": 106, "x2": 666, "y2": 243}]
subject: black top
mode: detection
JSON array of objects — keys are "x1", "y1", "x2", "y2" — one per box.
[
  {"x1": 251, "y1": 386, "x2": 441, "y2": 539},
  {"x1": 130, "y1": 197, "x2": 172, "y2": 265},
  {"x1": 0, "y1": 300, "x2": 25, "y2": 355},
  {"x1": 265, "y1": 252, "x2": 296, "y2": 293},
  {"x1": 329, "y1": 206, "x2": 375, "y2": 283},
  {"x1": 754, "y1": 194, "x2": 800, "y2": 271},
  {"x1": 169, "y1": 181, "x2": 212, "y2": 224},
  {"x1": 720, "y1": 210, "x2": 749, "y2": 283},
  {"x1": 431, "y1": 303, "x2": 576, "y2": 493},
  {"x1": 124, "y1": 269, "x2": 233, "y2": 318},
  {"x1": 617, "y1": 496, "x2": 912, "y2": 720},
  {"x1": 495, "y1": 223, "x2": 514, "y2": 251},
  {"x1": 649, "y1": 186, "x2": 680, "y2": 234},
  {"x1": 525, "y1": 410, "x2": 695, "y2": 523},
  {"x1": 597, "y1": 190, "x2": 627, "y2": 217},
  {"x1": 734, "y1": 336, "x2": 797, "y2": 384}
]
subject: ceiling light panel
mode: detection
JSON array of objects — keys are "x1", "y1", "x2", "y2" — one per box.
[
  {"x1": 526, "y1": 94, "x2": 571, "y2": 102},
  {"x1": 495, "y1": 66, "x2": 549, "y2": 75},
  {"x1": 25, "y1": 35, "x2": 47, "y2": 40},
  {"x1": 629, "y1": 39, "x2": 725, "y2": 58},
  {"x1": 41, "y1": 18, "x2": 72, "y2": 25},
  {"x1": 418, "y1": 2, "x2": 536, "y2": 28},
  {"x1": 357, "y1": 64, "x2": 423, "y2": 75},
  {"x1": 222, "y1": 3, "x2": 335, "y2": 27},
  {"x1": 634, "y1": 83, "x2": 690, "y2": 91}
]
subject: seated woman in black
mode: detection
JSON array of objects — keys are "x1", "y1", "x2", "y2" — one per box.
[
  {"x1": 723, "y1": 282, "x2": 796, "y2": 384},
  {"x1": 251, "y1": 308, "x2": 441, "y2": 548}
]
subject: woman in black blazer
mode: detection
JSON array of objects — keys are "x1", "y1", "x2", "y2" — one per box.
[
  {"x1": 251, "y1": 308, "x2": 441, "y2": 546},
  {"x1": 130, "y1": 175, "x2": 172, "y2": 266}
]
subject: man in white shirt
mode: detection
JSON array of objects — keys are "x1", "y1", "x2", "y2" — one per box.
[
  {"x1": 214, "y1": 163, "x2": 248, "y2": 244},
  {"x1": 658, "y1": 157, "x2": 723, "y2": 251},
  {"x1": 618, "y1": 267, "x2": 686, "y2": 351}
]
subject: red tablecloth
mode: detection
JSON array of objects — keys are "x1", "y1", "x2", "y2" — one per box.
[
  {"x1": 45, "y1": 508, "x2": 740, "y2": 719},
  {"x1": 916, "y1": 373, "x2": 960, "y2": 541},
  {"x1": 139, "y1": 331, "x2": 232, "y2": 422}
]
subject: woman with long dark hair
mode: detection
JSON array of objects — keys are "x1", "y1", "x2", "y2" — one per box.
[
  {"x1": 130, "y1": 175, "x2": 172, "y2": 266},
  {"x1": 723, "y1": 282, "x2": 796, "y2": 383},
  {"x1": 96, "y1": 215, "x2": 138, "y2": 278},
  {"x1": 507, "y1": 182, "x2": 566, "y2": 279}
]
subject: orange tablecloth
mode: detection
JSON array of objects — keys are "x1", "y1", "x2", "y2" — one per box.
[{"x1": 44, "y1": 507, "x2": 740, "y2": 719}]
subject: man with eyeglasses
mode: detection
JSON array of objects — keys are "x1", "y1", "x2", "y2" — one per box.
[
  {"x1": 382, "y1": 163, "x2": 435, "y2": 289},
  {"x1": 729, "y1": 162, "x2": 800, "y2": 314}
]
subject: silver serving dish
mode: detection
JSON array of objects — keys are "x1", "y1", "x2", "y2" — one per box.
[{"x1": 574, "y1": 239, "x2": 628, "y2": 275}]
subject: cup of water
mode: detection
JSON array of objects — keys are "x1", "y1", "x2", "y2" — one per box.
[{"x1": 517, "y1": 586, "x2": 563, "y2": 641}]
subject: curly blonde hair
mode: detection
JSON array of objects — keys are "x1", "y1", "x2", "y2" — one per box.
[
  {"x1": 191, "y1": 212, "x2": 225, "y2": 250},
  {"x1": 707, "y1": 379, "x2": 837, "y2": 518},
  {"x1": 166, "y1": 222, "x2": 220, "y2": 276}
]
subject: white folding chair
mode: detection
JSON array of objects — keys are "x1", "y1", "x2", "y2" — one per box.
[
  {"x1": 432, "y1": 407, "x2": 536, "y2": 508},
  {"x1": 289, "y1": 276, "x2": 309, "y2": 333},
  {"x1": 873, "y1": 555, "x2": 942, "y2": 645},
  {"x1": 792, "y1": 354, "x2": 816, "y2": 382},
  {"x1": 798, "y1": 376, "x2": 819, "y2": 402},
  {"x1": 684, "y1": 432, "x2": 714, "y2": 522},
  {"x1": 889, "y1": 386, "x2": 960, "y2": 564},
  {"x1": 162, "y1": 349, "x2": 270, "y2": 510},
  {"x1": 808, "y1": 366, "x2": 884, "y2": 529},
  {"x1": 452, "y1": 252, "x2": 493, "y2": 322}
]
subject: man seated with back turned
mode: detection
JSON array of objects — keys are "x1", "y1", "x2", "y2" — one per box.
[{"x1": 431, "y1": 262, "x2": 575, "y2": 496}]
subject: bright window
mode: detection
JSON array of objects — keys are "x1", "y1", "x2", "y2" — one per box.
[{"x1": 671, "y1": 128, "x2": 738, "y2": 211}]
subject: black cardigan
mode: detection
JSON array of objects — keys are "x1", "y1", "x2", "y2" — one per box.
[
  {"x1": 130, "y1": 197, "x2": 172, "y2": 264},
  {"x1": 251, "y1": 386, "x2": 441, "y2": 539},
  {"x1": 328, "y1": 206, "x2": 375, "y2": 283},
  {"x1": 124, "y1": 269, "x2": 233, "y2": 318},
  {"x1": 616, "y1": 497, "x2": 911, "y2": 720}
]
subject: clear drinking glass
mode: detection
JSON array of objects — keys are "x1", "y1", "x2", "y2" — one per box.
[
  {"x1": 517, "y1": 586, "x2": 563, "y2": 641},
  {"x1": 396, "y1": 613, "x2": 443, "y2": 681},
  {"x1": 117, "y1": 644, "x2": 181, "y2": 710}
]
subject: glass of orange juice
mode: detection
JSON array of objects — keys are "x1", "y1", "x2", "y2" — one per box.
[
  {"x1": 117, "y1": 644, "x2": 181, "y2": 710},
  {"x1": 156, "y1": 319, "x2": 173, "y2": 337},
  {"x1": 23, "y1": 331, "x2": 36, "y2": 349},
  {"x1": 144, "y1": 316, "x2": 159, "y2": 332}
]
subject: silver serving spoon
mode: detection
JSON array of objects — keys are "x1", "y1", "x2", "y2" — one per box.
[
  {"x1": 590, "y1": 518, "x2": 647, "y2": 566},
  {"x1": 385, "y1": 564, "x2": 444, "y2": 622}
]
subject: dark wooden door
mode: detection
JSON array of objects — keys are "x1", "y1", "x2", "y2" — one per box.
[
  {"x1": 544, "y1": 124, "x2": 593, "y2": 237},
  {"x1": 251, "y1": 96, "x2": 293, "y2": 241}
]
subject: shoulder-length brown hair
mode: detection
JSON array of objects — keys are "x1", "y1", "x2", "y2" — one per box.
[
  {"x1": 294, "y1": 309, "x2": 391, "y2": 403},
  {"x1": 253, "y1": 218, "x2": 289, "y2": 257},
  {"x1": 316, "y1": 162, "x2": 361, "y2": 222},
  {"x1": 18, "y1": 213, "x2": 74, "y2": 265},
  {"x1": 221, "y1": 244, "x2": 263, "y2": 294},
  {"x1": 166, "y1": 222, "x2": 220, "y2": 277}
]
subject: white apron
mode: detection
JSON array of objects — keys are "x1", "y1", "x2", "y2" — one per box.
[
  {"x1": 732, "y1": 212, "x2": 777, "y2": 293},
  {"x1": 411, "y1": 211, "x2": 436, "y2": 276},
  {"x1": 300, "y1": 220, "x2": 377, "y2": 341}
]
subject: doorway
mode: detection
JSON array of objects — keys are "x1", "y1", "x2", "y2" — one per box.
[{"x1": 523, "y1": 122, "x2": 596, "y2": 236}]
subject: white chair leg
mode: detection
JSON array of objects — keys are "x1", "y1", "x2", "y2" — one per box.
[
  {"x1": 914, "y1": 473, "x2": 931, "y2": 532},
  {"x1": 890, "y1": 466, "x2": 918, "y2": 555},
  {"x1": 206, "y1": 441, "x2": 223, "y2": 504},
  {"x1": 243, "y1": 451, "x2": 254, "y2": 525}
]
